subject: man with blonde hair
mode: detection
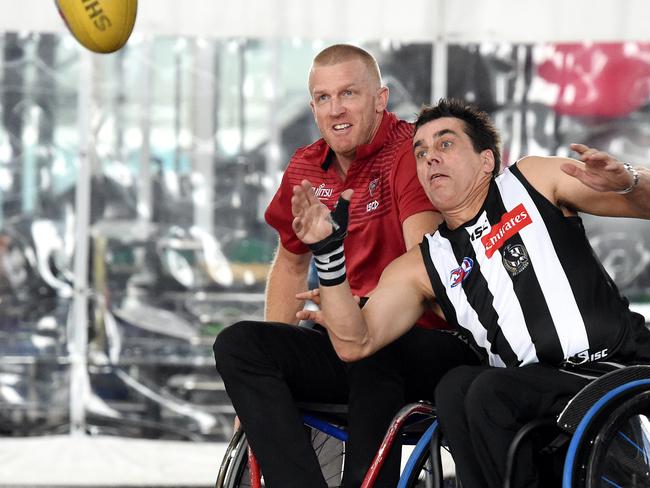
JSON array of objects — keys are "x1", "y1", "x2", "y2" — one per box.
[{"x1": 215, "y1": 47, "x2": 478, "y2": 487}]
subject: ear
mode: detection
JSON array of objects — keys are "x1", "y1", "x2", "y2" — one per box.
[
  {"x1": 481, "y1": 149, "x2": 496, "y2": 175},
  {"x1": 375, "y1": 86, "x2": 389, "y2": 112},
  {"x1": 309, "y1": 99, "x2": 316, "y2": 118}
]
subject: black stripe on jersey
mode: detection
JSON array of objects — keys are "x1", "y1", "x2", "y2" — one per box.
[
  {"x1": 439, "y1": 224, "x2": 521, "y2": 367},
  {"x1": 484, "y1": 179, "x2": 565, "y2": 365},
  {"x1": 419, "y1": 238, "x2": 460, "y2": 331},
  {"x1": 508, "y1": 164, "x2": 630, "y2": 353}
]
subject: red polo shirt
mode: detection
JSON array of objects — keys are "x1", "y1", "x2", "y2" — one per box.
[{"x1": 265, "y1": 111, "x2": 449, "y2": 329}]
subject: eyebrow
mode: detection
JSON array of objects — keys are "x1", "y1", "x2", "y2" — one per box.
[
  {"x1": 312, "y1": 84, "x2": 358, "y2": 98},
  {"x1": 412, "y1": 128, "x2": 458, "y2": 150}
]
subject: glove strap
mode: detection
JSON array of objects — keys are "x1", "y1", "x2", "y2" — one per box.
[{"x1": 313, "y1": 243, "x2": 346, "y2": 286}]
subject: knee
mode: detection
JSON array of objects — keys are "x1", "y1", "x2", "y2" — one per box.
[
  {"x1": 464, "y1": 370, "x2": 515, "y2": 428},
  {"x1": 434, "y1": 365, "x2": 476, "y2": 417},
  {"x1": 213, "y1": 320, "x2": 263, "y2": 374}
]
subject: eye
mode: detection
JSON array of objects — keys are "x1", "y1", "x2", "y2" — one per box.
[
  {"x1": 440, "y1": 140, "x2": 453, "y2": 149},
  {"x1": 342, "y1": 89, "x2": 353, "y2": 96},
  {"x1": 415, "y1": 150, "x2": 428, "y2": 160},
  {"x1": 316, "y1": 94, "x2": 329, "y2": 103}
]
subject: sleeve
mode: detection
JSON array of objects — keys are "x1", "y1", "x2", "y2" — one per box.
[
  {"x1": 392, "y1": 138, "x2": 437, "y2": 223},
  {"x1": 264, "y1": 166, "x2": 310, "y2": 255}
]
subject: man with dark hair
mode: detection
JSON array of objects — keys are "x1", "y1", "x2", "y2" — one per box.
[
  {"x1": 214, "y1": 49, "x2": 478, "y2": 488},
  {"x1": 292, "y1": 97, "x2": 650, "y2": 487}
]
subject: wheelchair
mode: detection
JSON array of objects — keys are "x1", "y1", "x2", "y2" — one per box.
[{"x1": 216, "y1": 364, "x2": 650, "y2": 488}]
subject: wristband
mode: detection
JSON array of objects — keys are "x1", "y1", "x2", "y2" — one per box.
[
  {"x1": 313, "y1": 243, "x2": 346, "y2": 286},
  {"x1": 616, "y1": 163, "x2": 639, "y2": 195},
  {"x1": 308, "y1": 196, "x2": 350, "y2": 286}
]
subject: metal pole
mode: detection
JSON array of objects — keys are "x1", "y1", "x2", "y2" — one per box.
[{"x1": 68, "y1": 49, "x2": 93, "y2": 436}]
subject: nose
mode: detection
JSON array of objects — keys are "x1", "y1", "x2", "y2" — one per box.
[
  {"x1": 426, "y1": 151, "x2": 440, "y2": 166},
  {"x1": 329, "y1": 96, "x2": 345, "y2": 117}
]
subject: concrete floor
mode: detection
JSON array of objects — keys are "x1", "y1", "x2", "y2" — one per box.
[{"x1": 0, "y1": 435, "x2": 225, "y2": 487}]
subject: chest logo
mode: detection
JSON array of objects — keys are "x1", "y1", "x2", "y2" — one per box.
[
  {"x1": 481, "y1": 203, "x2": 531, "y2": 258},
  {"x1": 450, "y1": 257, "x2": 474, "y2": 288},
  {"x1": 368, "y1": 176, "x2": 381, "y2": 197},
  {"x1": 313, "y1": 183, "x2": 334, "y2": 199},
  {"x1": 502, "y1": 243, "x2": 530, "y2": 276}
]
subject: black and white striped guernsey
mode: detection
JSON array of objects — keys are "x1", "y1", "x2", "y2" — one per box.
[{"x1": 420, "y1": 163, "x2": 639, "y2": 368}]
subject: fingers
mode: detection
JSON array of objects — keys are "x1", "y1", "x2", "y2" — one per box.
[
  {"x1": 296, "y1": 309, "x2": 323, "y2": 323},
  {"x1": 340, "y1": 189, "x2": 354, "y2": 201},
  {"x1": 560, "y1": 162, "x2": 581, "y2": 178},
  {"x1": 571, "y1": 143, "x2": 615, "y2": 168},
  {"x1": 295, "y1": 288, "x2": 320, "y2": 305}
]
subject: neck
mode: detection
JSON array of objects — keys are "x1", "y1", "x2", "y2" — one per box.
[{"x1": 442, "y1": 178, "x2": 492, "y2": 230}]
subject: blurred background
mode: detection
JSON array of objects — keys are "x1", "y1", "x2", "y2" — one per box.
[{"x1": 0, "y1": 0, "x2": 648, "y2": 485}]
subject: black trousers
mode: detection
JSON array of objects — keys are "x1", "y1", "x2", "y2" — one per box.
[
  {"x1": 434, "y1": 364, "x2": 591, "y2": 488},
  {"x1": 214, "y1": 321, "x2": 480, "y2": 488}
]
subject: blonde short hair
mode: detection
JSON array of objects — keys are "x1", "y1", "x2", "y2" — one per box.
[{"x1": 309, "y1": 44, "x2": 382, "y2": 90}]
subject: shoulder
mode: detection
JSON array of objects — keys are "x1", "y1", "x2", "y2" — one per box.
[
  {"x1": 290, "y1": 139, "x2": 328, "y2": 165},
  {"x1": 386, "y1": 121, "x2": 417, "y2": 172},
  {"x1": 386, "y1": 118, "x2": 415, "y2": 147},
  {"x1": 515, "y1": 155, "x2": 573, "y2": 203},
  {"x1": 382, "y1": 245, "x2": 431, "y2": 291}
]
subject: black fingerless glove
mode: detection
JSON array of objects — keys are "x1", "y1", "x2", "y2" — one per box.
[{"x1": 308, "y1": 196, "x2": 350, "y2": 286}]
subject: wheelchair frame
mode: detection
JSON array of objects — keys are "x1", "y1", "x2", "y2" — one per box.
[{"x1": 216, "y1": 365, "x2": 650, "y2": 488}]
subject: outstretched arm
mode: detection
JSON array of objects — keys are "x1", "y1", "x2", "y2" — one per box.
[
  {"x1": 291, "y1": 180, "x2": 433, "y2": 361},
  {"x1": 518, "y1": 144, "x2": 650, "y2": 219}
]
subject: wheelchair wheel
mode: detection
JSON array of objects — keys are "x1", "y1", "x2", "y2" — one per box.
[
  {"x1": 216, "y1": 427, "x2": 345, "y2": 487},
  {"x1": 215, "y1": 429, "x2": 250, "y2": 488},
  {"x1": 585, "y1": 390, "x2": 650, "y2": 487},
  {"x1": 564, "y1": 380, "x2": 650, "y2": 488},
  {"x1": 398, "y1": 421, "x2": 459, "y2": 488}
]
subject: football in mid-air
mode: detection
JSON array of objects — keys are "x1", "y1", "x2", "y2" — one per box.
[{"x1": 55, "y1": 0, "x2": 138, "y2": 54}]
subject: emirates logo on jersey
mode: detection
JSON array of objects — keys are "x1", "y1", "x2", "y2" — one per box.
[{"x1": 481, "y1": 204, "x2": 531, "y2": 258}]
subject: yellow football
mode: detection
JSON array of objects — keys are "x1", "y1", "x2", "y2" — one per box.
[{"x1": 55, "y1": 0, "x2": 138, "y2": 54}]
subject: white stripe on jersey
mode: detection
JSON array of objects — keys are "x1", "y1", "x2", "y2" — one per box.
[
  {"x1": 426, "y1": 234, "x2": 505, "y2": 367},
  {"x1": 464, "y1": 211, "x2": 538, "y2": 365},
  {"x1": 496, "y1": 169, "x2": 590, "y2": 358}
]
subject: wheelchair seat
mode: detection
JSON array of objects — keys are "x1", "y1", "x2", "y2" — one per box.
[{"x1": 557, "y1": 364, "x2": 650, "y2": 432}]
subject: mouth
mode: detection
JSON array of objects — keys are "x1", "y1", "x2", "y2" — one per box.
[
  {"x1": 333, "y1": 123, "x2": 352, "y2": 131},
  {"x1": 430, "y1": 173, "x2": 446, "y2": 182}
]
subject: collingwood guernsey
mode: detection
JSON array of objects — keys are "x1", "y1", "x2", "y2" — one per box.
[{"x1": 421, "y1": 163, "x2": 643, "y2": 367}]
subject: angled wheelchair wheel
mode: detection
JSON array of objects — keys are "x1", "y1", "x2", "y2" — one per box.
[
  {"x1": 563, "y1": 380, "x2": 650, "y2": 488},
  {"x1": 398, "y1": 420, "x2": 459, "y2": 488},
  {"x1": 216, "y1": 427, "x2": 345, "y2": 488},
  {"x1": 215, "y1": 429, "x2": 251, "y2": 488}
]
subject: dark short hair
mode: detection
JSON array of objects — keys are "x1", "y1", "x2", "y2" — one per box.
[{"x1": 415, "y1": 98, "x2": 502, "y2": 177}]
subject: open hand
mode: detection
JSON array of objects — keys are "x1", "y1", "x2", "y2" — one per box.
[
  {"x1": 563, "y1": 143, "x2": 634, "y2": 193},
  {"x1": 291, "y1": 180, "x2": 353, "y2": 244}
]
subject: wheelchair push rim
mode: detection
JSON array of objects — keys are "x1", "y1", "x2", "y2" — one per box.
[{"x1": 563, "y1": 379, "x2": 650, "y2": 488}]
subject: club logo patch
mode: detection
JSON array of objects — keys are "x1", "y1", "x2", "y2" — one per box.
[
  {"x1": 450, "y1": 257, "x2": 474, "y2": 288},
  {"x1": 502, "y1": 243, "x2": 530, "y2": 276},
  {"x1": 368, "y1": 175, "x2": 380, "y2": 197}
]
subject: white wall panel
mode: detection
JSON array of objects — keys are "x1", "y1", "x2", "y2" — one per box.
[{"x1": 1, "y1": 0, "x2": 650, "y2": 42}]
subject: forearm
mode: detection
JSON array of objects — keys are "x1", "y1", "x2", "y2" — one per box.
[
  {"x1": 319, "y1": 280, "x2": 372, "y2": 361},
  {"x1": 264, "y1": 246, "x2": 310, "y2": 323}
]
